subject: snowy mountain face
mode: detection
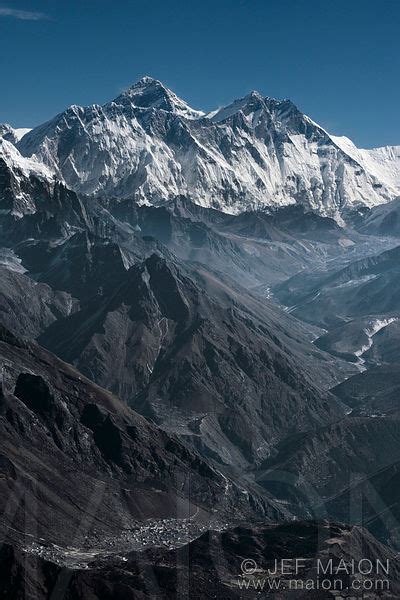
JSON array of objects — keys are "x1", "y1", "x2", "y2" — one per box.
[
  {"x1": 0, "y1": 138, "x2": 55, "y2": 217},
  {"x1": 0, "y1": 123, "x2": 31, "y2": 145},
  {"x1": 331, "y1": 135, "x2": 400, "y2": 192},
  {"x1": 13, "y1": 76, "x2": 400, "y2": 217}
]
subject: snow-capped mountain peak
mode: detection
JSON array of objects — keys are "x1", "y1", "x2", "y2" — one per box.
[
  {"x1": 207, "y1": 90, "x2": 266, "y2": 123},
  {"x1": 208, "y1": 92, "x2": 308, "y2": 133},
  {"x1": 114, "y1": 75, "x2": 205, "y2": 120}
]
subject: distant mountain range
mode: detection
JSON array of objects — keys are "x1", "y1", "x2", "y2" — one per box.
[{"x1": 1, "y1": 76, "x2": 399, "y2": 218}]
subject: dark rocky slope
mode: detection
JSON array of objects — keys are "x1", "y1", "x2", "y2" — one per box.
[
  {"x1": 332, "y1": 364, "x2": 400, "y2": 414},
  {"x1": 0, "y1": 154, "x2": 90, "y2": 245},
  {"x1": 0, "y1": 325, "x2": 271, "y2": 554},
  {"x1": 28, "y1": 249, "x2": 347, "y2": 470}
]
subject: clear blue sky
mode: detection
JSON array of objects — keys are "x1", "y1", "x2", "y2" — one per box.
[{"x1": 0, "y1": 0, "x2": 398, "y2": 148}]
